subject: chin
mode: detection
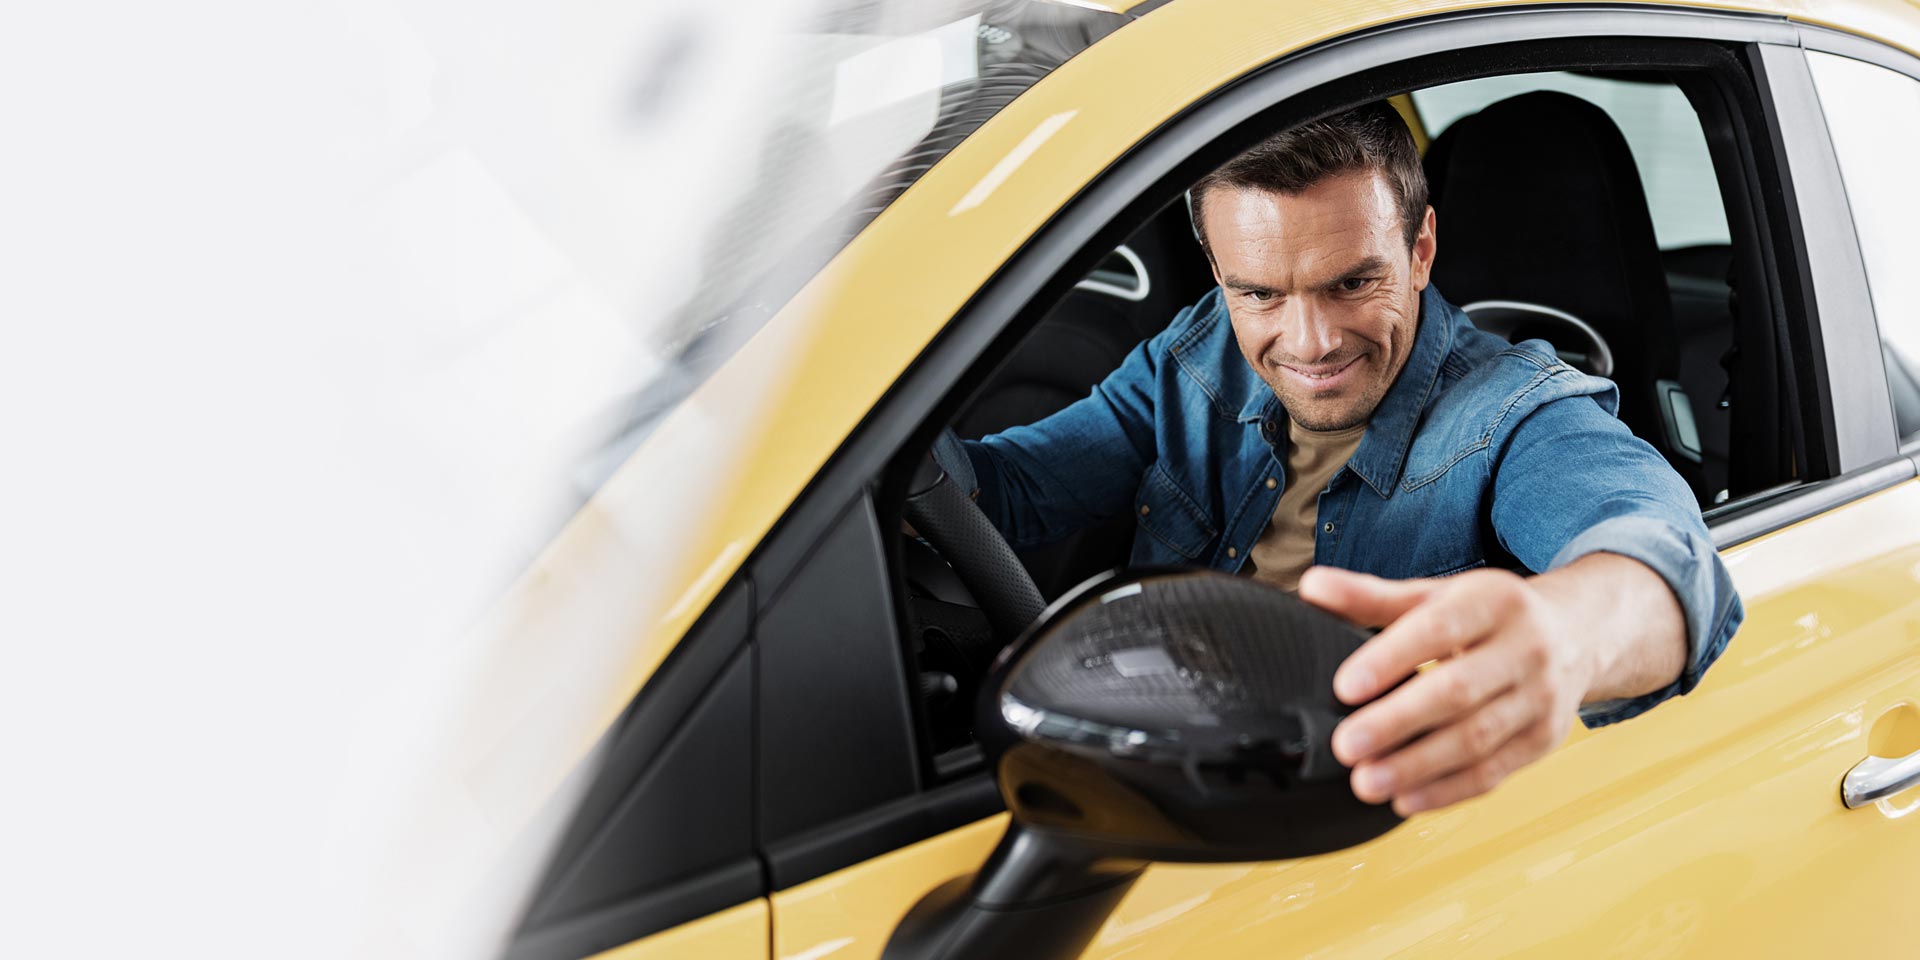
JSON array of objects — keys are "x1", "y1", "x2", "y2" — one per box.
[{"x1": 1287, "y1": 401, "x2": 1367, "y2": 432}]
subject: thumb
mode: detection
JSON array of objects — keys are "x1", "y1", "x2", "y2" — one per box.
[{"x1": 1297, "y1": 565, "x2": 1440, "y2": 628}]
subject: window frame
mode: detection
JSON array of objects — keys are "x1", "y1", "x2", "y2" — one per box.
[{"x1": 1703, "y1": 32, "x2": 1920, "y2": 546}]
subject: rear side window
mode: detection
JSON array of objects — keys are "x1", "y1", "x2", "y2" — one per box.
[
  {"x1": 1412, "y1": 71, "x2": 1729, "y2": 251},
  {"x1": 1807, "y1": 50, "x2": 1920, "y2": 449}
]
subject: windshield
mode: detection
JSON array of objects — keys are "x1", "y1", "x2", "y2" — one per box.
[{"x1": 583, "y1": 0, "x2": 1127, "y2": 490}]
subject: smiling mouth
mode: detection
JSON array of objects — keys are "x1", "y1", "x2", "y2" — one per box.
[
  {"x1": 1279, "y1": 356, "x2": 1361, "y2": 383},
  {"x1": 1293, "y1": 365, "x2": 1350, "y2": 380}
]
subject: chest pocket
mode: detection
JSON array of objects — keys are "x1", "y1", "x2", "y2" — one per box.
[{"x1": 1132, "y1": 462, "x2": 1216, "y2": 562}]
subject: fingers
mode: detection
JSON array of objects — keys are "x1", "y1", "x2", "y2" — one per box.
[
  {"x1": 1389, "y1": 719, "x2": 1560, "y2": 816},
  {"x1": 1331, "y1": 569, "x2": 1526, "y2": 705},
  {"x1": 1332, "y1": 637, "x2": 1530, "y2": 766},
  {"x1": 1313, "y1": 568, "x2": 1573, "y2": 817},
  {"x1": 1346, "y1": 685, "x2": 1538, "y2": 804},
  {"x1": 1298, "y1": 566, "x2": 1440, "y2": 629}
]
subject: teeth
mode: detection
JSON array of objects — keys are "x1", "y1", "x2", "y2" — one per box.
[{"x1": 1293, "y1": 360, "x2": 1352, "y2": 380}]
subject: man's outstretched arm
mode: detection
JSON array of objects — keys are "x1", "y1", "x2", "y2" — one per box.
[
  {"x1": 1302, "y1": 557, "x2": 1684, "y2": 816},
  {"x1": 1302, "y1": 374, "x2": 1741, "y2": 816}
]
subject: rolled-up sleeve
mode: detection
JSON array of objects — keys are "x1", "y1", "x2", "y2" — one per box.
[
  {"x1": 1549, "y1": 514, "x2": 1742, "y2": 726},
  {"x1": 1487, "y1": 359, "x2": 1744, "y2": 728}
]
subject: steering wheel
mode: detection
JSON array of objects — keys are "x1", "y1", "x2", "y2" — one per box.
[
  {"x1": 1462, "y1": 300, "x2": 1615, "y2": 378},
  {"x1": 899, "y1": 456, "x2": 1047, "y2": 750},
  {"x1": 901, "y1": 455, "x2": 1046, "y2": 640}
]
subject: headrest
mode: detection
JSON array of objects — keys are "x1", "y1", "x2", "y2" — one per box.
[{"x1": 1425, "y1": 90, "x2": 1677, "y2": 385}]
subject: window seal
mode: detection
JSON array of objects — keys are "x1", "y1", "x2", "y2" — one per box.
[{"x1": 1708, "y1": 454, "x2": 1916, "y2": 549}]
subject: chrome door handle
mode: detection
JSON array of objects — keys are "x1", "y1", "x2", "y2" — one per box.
[{"x1": 1842, "y1": 750, "x2": 1920, "y2": 808}]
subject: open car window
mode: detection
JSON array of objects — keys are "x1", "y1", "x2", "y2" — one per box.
[{"x1": 900, "y1": 51, "x2": 1807, "y2": 782}]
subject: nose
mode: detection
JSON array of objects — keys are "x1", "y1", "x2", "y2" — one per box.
[{"x1": 1283, "y1": 300, "x2": 1342, "y2": 363}]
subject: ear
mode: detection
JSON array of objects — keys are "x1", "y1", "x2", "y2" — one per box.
[
  {"x1": 1190, "y1": 190, "x2": 1221, "y2": 282},
  {"x1": 1409, "y1": 205, "x2": 1437, "y2": 292}
]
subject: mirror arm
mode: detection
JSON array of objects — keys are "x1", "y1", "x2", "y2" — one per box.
[
  {"x1": 882, "y1": 824, "x2": 1145, "y2": 960},
  {"x1": 972, "y1": 824, "x2": 1144, "y2": 906}
]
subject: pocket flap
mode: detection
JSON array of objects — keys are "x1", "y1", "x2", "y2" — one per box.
[{"x1": 1134, "y1": 463, "x2": 1217, "y2": 561}]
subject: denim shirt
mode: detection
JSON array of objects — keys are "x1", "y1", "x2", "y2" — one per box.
[{"x1": 942, "y1": 284, "x2": 1742, "y2": 726}]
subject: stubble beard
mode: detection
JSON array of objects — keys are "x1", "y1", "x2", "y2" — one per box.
[{"x1": 1266, "y1": 353, "x2": 1386, "y2": 432}]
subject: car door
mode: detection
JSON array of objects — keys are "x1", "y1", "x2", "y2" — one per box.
[{"x1": 767, "y1": 9, "x2": 1920, "y2": 960}]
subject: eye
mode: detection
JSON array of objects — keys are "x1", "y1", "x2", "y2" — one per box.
[
  {"x1": 1337, "y1": 276, "x2": 1376, "y2": 294},
  {"x1": 1245, "y1": 289, "x2": 1275, "y2": 303}
]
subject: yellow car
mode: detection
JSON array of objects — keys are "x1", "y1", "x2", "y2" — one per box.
[{"x1": 489, "y1": 1, "x2": 1920, "y2": 957}]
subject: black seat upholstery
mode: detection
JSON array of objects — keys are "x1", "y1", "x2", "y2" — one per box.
[{"x1": 1424, "y1": 90, "x2": 1698, "y2": 491}]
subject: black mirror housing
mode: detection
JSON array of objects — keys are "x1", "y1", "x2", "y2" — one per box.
[
  {"x1": 981, "y1": 568, "x2": 1402, "y2": 861},
  {"x1": 884, "y1": 568, "x2": 1404, "y2": 960}
]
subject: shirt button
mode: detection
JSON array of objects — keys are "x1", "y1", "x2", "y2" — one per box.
[
  {"x1": 1265, "y1": 477, "x2": 1278, "y2": 489},
  {"x1": 1226, "y1": 547, "x2": 1237, "y2": 558},
  {"x1": 1139, "y1": 505, "x2": 1150, "y2": 516},
  {"x1": 1323, "y1": 521, "x2": 1336, "y2": 533}
]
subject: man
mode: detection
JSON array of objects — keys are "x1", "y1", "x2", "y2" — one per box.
[{"x1": 936, "y1": 102, "x2": 1742, "y2": 817}]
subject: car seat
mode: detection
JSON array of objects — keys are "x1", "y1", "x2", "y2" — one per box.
[{"x1": 1423, "y1": 90, "x2": 1708, "y2": 499}]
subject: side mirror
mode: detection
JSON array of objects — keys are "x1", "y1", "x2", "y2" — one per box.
[{"x1": 883, "y1": 569, "x2": 1403, "y2": 960}]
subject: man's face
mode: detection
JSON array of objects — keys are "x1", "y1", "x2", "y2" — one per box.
[{"x1": 1203, "y1": 169, "x2": 1437, "y2": 431}]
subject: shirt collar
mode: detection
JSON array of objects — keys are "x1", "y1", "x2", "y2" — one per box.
[{"x1": 1342, "y1": 284, "x2": 1456, "y2": 498}]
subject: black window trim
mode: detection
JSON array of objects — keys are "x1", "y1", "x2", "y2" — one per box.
[
  {"x1": 1795, "y1": 23, "x2": 1920, "y2": 462},
  {"x1": 505, "y1": 581, "x2": 762, "y2": 960},
  {"x1": 1752, "y1": 43, "x2": 1895, "y2": 470},
  {"x1": 745, "y1": 4, "x2": 1850, "y2": 894}
]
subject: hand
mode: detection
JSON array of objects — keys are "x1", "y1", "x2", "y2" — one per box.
[{"x1": 1299, "y1": 565, "x2": 1597, "y2": 816}]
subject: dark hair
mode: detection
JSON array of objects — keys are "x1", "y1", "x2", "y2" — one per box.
[{"x1": 1190, "y1": 101, "x2": 1428, "y2": 253}]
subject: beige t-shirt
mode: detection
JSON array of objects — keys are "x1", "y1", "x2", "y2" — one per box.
[{"x1": 1246, "y1": 419, "x2": 1367, "y2": 591}]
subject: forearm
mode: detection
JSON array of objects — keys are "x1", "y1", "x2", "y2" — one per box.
[
  {"x1": 1492, "y1": 392, "x2": 1742, "y2": 723},
  {"x1": 1530, "y1": 552, "x2": 1686, "y2": 704}
]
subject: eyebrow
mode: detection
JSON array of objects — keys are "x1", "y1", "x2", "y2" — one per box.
[
  {"x1": 1220, "y1": 254, "x2": 1391, "y2": 295},
  {"x1": 1218, "y1": 273, "x2": 1280, "y2": 295},
  {"x1": 1321, "y1": 255, "x2": 1391, "y2": 289}
]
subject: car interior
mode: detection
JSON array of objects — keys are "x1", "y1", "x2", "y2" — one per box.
[{"x1": 893, "y1": 66, "x2": 1814, "y2": 769}]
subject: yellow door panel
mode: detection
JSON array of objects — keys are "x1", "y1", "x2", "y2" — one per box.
[
  {"x1": 773, "y1": 481, "x2": 1920, "y2": 958},
  {"x1": 584, "y1": 899, "x2": 768, "y2": 960},
  {"x1": 1077, "y1": 480, "x2": 1920, "y2": 958}
]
